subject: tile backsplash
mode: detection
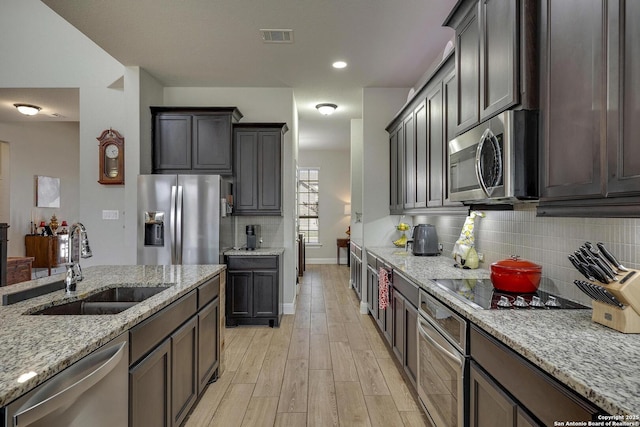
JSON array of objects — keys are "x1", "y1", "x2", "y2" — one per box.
[
  {"x1": 230, "y1": 216, "x2": 284, "y2": 249},
  {"x1": 414, "y1": 204, "x2": 640, "y2": 305}
]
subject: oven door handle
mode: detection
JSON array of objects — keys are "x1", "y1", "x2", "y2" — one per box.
[{"x1": 417, "y1": 317, "x2": 463, "y2": 368}]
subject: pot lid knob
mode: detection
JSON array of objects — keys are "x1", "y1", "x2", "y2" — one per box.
[{"x1": 510, "y1": 255, "x2": 521, "y2": 261}]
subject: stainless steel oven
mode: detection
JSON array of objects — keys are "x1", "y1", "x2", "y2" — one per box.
[
  {"x1": 417, "y1": 289, "x2": 467, "y2": 427},
  {"x1": 448, "y1": 110, "x2": 538, "y2": 203}
]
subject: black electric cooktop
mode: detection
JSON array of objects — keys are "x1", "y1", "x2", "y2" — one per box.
[{"x1": 433, "y1": 279, "x2": 589, "y2": 310}]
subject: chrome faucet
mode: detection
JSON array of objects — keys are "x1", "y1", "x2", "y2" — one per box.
[{"x1": 65, "y1": 223, "x2": 92, "y2": 294}]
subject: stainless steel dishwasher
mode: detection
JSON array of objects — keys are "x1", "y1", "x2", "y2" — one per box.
[{"x1": 3, "y1": 332, "x2": 128, "y2": 427}]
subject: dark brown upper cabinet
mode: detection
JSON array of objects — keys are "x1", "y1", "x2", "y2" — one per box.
[
  {"x1": 151, "y1": 107, "x2": 243, "y2": 175},
  {"x1": 537, "y1": 0, "x2": 640, "y2": 217},
  {"x1": 386, "y1": 55, "x2": 464, "y2": 215},
  {"x1": 233, "y1": 123, "x2": 287, "y2": 216},
  {"x1": 403, "y1": 113, "x2": 416, "y2": 209},
  {"x1": 444, "y1": 0, "x2": 538, "y2": 136},
  {"x1": 389, "y1": 122, "x2": 404, "y2": 214}
]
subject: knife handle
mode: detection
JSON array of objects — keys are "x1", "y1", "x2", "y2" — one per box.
[
  {"x1": 592, "y1": 257, "x2": 617, "y2": 281},
  {"x1": 586, "y1": 263, "x2": 610, "y2": 284},
  {"x1": 568, "y1": 255, "x2": 595, "y2": 281},
  {"x1": 585, "y1": 242, "x2": 617, "y2": 272},
  {"x1": 597, "y1": 242, "x2": 622, "y2": 269}
]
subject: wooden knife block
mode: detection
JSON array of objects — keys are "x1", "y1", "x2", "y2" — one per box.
[
  {"x1": 591, "y1": 300, "x2": 640, "y2": 334},
  {"x1": 590, "y1": 269, "x2": 640, "y2": 333}
]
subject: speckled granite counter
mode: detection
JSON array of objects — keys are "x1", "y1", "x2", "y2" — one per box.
[
  {"x1": 224, "y1": 247, "x2": 285, "y2": 256},
  {"x1": 366, "y1": 247, "x2": 640, "y2": 416},
  {"x1": 0, "y1": 264, "x2": 224, "y2": 407}
]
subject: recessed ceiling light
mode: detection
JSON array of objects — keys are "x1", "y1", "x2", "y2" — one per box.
[
  {"x1": 332, "y1": 61, "x2": 347, "y2": 69},
  {"x1": 316, "y1": 103, "x2": 337, "y2": 115},
  {"x1": 14, "y1": 103, "x2": 41, "y2": 116}
]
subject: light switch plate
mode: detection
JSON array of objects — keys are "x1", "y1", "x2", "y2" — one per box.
[{"x1": 102, "y1": 210, "x2": 119, "y2": 220}]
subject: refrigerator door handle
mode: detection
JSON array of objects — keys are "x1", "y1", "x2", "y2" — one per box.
[
  {"x1": 170, "y1": 185, "x2": 177, "y2": 264},
  {"x1": 176, "y1": 185, "x2": 184, "y2": 264}
]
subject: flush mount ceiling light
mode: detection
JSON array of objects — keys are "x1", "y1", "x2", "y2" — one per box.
[
  {"x1": 14, "y1": 103, "x2": 41, "y2": 116},
  {"x1": 332, "y1": 61, "x2": 347, "y2": 69},
  {"x1": 316, "y1": 103, "x2": 337, "y2": 116}
]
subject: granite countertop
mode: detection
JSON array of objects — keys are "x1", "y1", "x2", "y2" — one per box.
[
  {"x1": 0, "y1": 264, "x2": 225, "y2": 407},
  {"x1": 224, "y1": 247, "x2": 285, "y2": 256},
  {"x1": 366, "y1": 247, "x2": 640, "y2": 416}
]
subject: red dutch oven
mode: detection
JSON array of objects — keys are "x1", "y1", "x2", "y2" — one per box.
[{"x1": 490, "y1": 255, "x2": 542, "y2": 293}]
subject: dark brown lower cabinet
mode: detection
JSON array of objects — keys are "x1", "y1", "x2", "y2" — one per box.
[
  {"x1": 392, "y1": 290, "x2": 405, "y2": 362},
  {"x1": 129, "y1": 275, "x2": 221, "y2": 426},
  {"x1": 350, "y1": 249, "x2": 362, "y2": 299},
  {"x1": 130, "y1": 340, "x2": 172, "y2": 427},
  {"x1": 470, "y1": 362, "x2": 540, "y2": 427},
  {"x1": 171, "y1": 317, "x2": 198, "y2": 427},
  {"x1": 390, "y1": 279, "x2": 418, "y2": 385},
  {"x1": 470, "y1": 325, "x2": 603, "y2": 426},
  {"x1": 197, "y1": 297, "x2": 220, "y2": 394},
  {"x1": 226, "y1": 256, "x2": 281, "y2": 327}
]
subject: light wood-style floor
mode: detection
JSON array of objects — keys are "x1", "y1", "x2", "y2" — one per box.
[{"x1": 184, "y1": 264, "x2": 431, "y2": 427}]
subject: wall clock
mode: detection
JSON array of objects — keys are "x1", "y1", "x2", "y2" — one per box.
[{"x1": 97, "y1": 128, "x2": 124, "y2": 185}]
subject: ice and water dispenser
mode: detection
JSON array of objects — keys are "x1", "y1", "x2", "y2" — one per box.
[{"x1": 144, "y1": 212, "x2": 165, "y2": 246}]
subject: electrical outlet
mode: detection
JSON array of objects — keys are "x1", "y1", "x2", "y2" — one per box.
[
  {"x1": 478, "y1": 252, "x2": 485, "y2": 262},
  {"x1": 102, "y1": 210, "x2": 119, "y2": 220}
]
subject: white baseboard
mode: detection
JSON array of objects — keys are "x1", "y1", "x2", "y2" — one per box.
[
  {"x1": 360, "y1": 301, "x2": 369, "y2": 314},
  {"x1": 282, "y1": 302, "x2": 296, "y2": 315}
]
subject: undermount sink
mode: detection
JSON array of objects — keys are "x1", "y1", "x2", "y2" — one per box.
[
  {"x1": 29, "y1": 286, "x2": 169, "y2": 315},
  {"x1": 83, "y1": 286, "x2": 168, "y2": 303}
]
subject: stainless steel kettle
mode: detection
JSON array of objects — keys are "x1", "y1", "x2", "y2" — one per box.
[{"x1": 410, "y1": 224, "x2": 440, "y2": 256}]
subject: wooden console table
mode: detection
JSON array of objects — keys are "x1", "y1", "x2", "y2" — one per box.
[
  {"x1": 337, "y1": 238, "x2": 350, "y2": 266},
  {"x1": 25, "y1": 235, "x2": 60, "y2": 276}
]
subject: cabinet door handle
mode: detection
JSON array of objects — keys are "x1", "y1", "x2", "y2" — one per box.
[{"x1": 417, "y1": 317, "x2": 463, "y2": 368}]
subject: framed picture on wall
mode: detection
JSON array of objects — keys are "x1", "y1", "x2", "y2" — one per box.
[{"x1": 36, "y1": 175, "x2": 60, "y2": 208}]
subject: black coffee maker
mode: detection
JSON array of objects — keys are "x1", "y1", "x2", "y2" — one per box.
[{"x1": 246, "y1": 225, "x2": 261, "y2": 250}]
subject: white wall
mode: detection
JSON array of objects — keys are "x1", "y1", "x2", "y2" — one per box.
[
  {"x1": 350, "y1": 119, "x2": 363, "y2": 243},
  {"x1": 298, "y1": 149, "x2": 351, "y2": 264},
  {"x1": 361, "y1": 88, "x2": 410, "y2": 248},
  {"x1": 1, "y1": 0, "x2": 128, "y2": 267},
  {"x1": 0, "y1": 122, "x2": 79, "y2": 256}
]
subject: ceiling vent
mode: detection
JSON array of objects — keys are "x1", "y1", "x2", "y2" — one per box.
[{"x1": 261, "y1": 29, "x2": 294, "y2": 43}]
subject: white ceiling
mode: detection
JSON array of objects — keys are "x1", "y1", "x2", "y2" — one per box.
[{"x1": 2, "y1": 0, "x2": 457, "y2": 150}]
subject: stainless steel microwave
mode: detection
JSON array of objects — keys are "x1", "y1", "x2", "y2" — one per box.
[{"x1": 448, "y1": 110, "x2": 539, "y2": 203}]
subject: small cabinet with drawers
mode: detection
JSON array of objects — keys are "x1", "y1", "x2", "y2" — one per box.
[{"x1": 225, "y1": 255, "x2": 282, "y2": 327}]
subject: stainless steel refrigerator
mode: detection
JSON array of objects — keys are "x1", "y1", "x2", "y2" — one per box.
[{"x1": 137, "y1": 174, "x2": 232, "y2": 265}]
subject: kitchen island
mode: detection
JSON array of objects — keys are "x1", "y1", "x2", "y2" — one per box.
[
  {"x1": 366, "y1": 247, "x2": 640, "y2": 417},
  {"x1": 0, "y1": 264, "x2": 225, "y2": 408}
]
